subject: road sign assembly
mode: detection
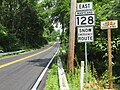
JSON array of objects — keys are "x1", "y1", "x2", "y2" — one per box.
[{"x1": 76, "y1": 2, "x2": 95, "y2": 84}]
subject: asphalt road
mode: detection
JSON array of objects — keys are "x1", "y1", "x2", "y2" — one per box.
[{"x1": 0, "y1": 42, "x2": 59, "y2": 90}]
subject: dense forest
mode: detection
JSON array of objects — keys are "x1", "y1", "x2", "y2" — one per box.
[
  {"x1": 0, "y1": 0, "x2": 59, "y2": 52},
  {"x1": 0, "y1": 0, "x2": 120, "y2": 87}
]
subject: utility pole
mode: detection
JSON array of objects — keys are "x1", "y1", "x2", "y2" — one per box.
[{"x1": 67, "y1": 0, "x2": 76, "y2": 72}]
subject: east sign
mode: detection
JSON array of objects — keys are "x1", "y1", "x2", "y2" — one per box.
[{"x1": 77, "y1": 2, "x2": 93, "y2": 11}]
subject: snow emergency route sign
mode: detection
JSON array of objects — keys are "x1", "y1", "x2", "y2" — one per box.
[{"x1": 77, "y1": 27, "x2": 94, "y2": 42}]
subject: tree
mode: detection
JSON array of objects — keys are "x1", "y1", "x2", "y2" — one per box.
[
  {"x1": 0, "y1": 0, "x2": 47, "y2": 51},
  {"x1": 51, "y1": 0, "x2": 70, "y2": 44}
]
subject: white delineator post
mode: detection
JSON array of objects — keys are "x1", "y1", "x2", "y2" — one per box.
[{"x1": 80, "y1": 61, "x2": 84, "y2": 90}]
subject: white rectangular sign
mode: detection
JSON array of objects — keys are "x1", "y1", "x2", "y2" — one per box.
[
  {"x1": 77, "y1": 2, "x2": 93, "y2": 11},
  {"x1": 76, "y1": 10, "x2": 94, "y2": 16},
  {"x1": 101, "y1": 20, "x2": 118, "y2": 29},
  {"x1": 76, "y1": 14, "x2": 95, "y2": 26},
  {"x1": 77, "y1": 27, "x2": 94, "y2": 42}
]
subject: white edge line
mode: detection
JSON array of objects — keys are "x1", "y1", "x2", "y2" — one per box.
[{"x1": 31, "y1": 48, "x2": 59, "y2": 90}]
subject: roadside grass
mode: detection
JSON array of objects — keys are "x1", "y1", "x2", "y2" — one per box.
[
  {"x1": 66, "y1": 68, "x2": 80, "y2": 90},
  {"x1": 44, "y1": 51, "x2": 120, "y2": 90},
  {"x1": 65, "y1": 66, "x2": 106, "y2": 90},
  {"x1": 44, "y1": 59, "x2": 59, "y2": 90},
  {"x1": 65, "y1": 63, "x2": 120, "y2": 90},
  {"x1": 115, "y1": 84, "x2": 120, "y2": 90},
  {"x1": 61, "y1": 55, "x2": 104, "y2": 90}
]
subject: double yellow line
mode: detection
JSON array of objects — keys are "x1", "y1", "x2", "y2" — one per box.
[{"x1": 0, "y1": 43, "x2": 56, "y2": 69}]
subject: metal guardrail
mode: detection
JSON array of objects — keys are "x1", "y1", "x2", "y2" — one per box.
[
  {"x1": 58, "y1": 56, "x2": 69, "y2": 90},
  {"x1": 0, "y1": 50, "x2": 25, "y2": 57}
]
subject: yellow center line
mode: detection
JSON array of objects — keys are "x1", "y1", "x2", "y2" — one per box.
[{"x1": 0, "y1": 42, "x2": 56, "y2": 69}]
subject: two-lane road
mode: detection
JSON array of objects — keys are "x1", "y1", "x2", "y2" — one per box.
[{"x1": 0, "y1": 42, "x2": 59, "y2": 90}]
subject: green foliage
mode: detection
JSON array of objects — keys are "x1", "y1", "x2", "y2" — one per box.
[
  {"x1": 66, "y1": 63, "x2": 104, "y2": 90},
  {"x1": 98, "y1": 69, "x2": 120, "y2": 89},
  {"x1": 66, "y1": 69, "x2": 80, "y2": 90},
  {"x1": 0, "y1": 0, "x2": 50, "y2": 52},
  {"x1": 44, "y1": 58, "x2": 59, "y2": 90},
  {"x1": 0, "y1": 24, "x2": 21, "y2": 51},
  {"x1": 99, "y1": 70, "x2": 109, "y2": 88}
]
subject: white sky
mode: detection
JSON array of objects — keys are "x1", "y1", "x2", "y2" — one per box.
[
  {"x1": 38, "y1": 0, "x2": 62, "y2": 34},
  {"x1": 38, "y1": 0, "x2": 42, "y2": 3}
]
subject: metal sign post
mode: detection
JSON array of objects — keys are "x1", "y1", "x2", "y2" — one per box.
[
  {"x1": 85, "y1": 42, "x2": 88, "y2": 83},
  {"x1": 77, "y1": 26, "x2": 94, "y2": 83}
]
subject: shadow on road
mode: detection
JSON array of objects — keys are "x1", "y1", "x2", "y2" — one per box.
[{"x1": 28, "y1": 58, "x2": 52, "y2": 68}]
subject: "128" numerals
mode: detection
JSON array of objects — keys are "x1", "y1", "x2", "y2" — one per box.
[{"x1": 76, "y1": 15, "x2": 95, "y2": 26}]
